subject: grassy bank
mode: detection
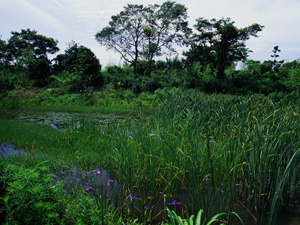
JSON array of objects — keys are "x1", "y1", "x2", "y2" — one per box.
[
  {"x1": 1, "y1": 91, "x2": 300, "y2": 224},
  {"x1": 4, "y1": 84, "x2": 158, "y2": 109}
]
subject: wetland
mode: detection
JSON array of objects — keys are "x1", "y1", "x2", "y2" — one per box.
[{"x1": 1, "y1": 93, "x2": 300, "y2": 224}]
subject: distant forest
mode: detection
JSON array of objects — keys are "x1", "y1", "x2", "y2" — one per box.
[{"x1": 1, "y1": 1, "x2": 300, "y2": 102}]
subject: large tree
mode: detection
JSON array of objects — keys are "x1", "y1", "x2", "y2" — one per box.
[
  {"x1": 184, "y1": 17, "x2": 264, "y2": 79},
  {"x1": 63, "y1": 43, "x2": 101, "y2": 82},
  {"x1": 0, "y1": 29, "x2": 59, "y2": 83},
  {"x1": 95, "y1": 1, "x2": 191, "y2": 75},
  {"x1": 4, "y1": 28, "x2": 59, "y2": 65}
]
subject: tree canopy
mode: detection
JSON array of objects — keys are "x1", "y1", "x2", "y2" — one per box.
[
  {"x1": 60, "y1": 43, "x2": 101, "y2": 82},
  {"x1": 95, "y1": 1, "x2": 191, "y2": 75},
  {"x1": 4, "y1": 28, "x2": 59, "y2": 65},
  {"x1": 0, "y1": 36, "x2": 6, "y2": 66},
  {"x1": 184, "y1": 17, "x2": 264, "y2": 79}
]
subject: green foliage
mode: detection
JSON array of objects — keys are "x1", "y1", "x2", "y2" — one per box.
[
  {"x1": 166, "y1": 208, "x2": 244, "y2": 225},
  {"x1": 0, "y1": 97, "x2": 20, "y2": 109},
  {"x1": 95, "y1": 1, "x2": 191, "y2": 75},
  {"x1": 0, "y1": 73, "x2": 16, "y2": 99},
  {"x1": 50, "y1": 71, "x2": 81, "y2": 87},
  {"x1": 2, "y1": 93, "x2": 300, "y2": 223},
  {"x1": 185, "y1": 17, "x2": 264, "y2": 79},
  {"x1": 27, "y1": 57, "x2": 52, "y2": 85},
  {"x1": 63, "y1": 44, "x2": 102, "y2": 85},
  {"x1": 0, "y1": 36, "x2": 7, "y2": 65},
  {"x1": 4, "y1": 28, "x2": 59, "y2": 65},
  {"x1": 0, "y1": 163, "x2": 63, "y2": 224},
  {"x1": 0, "y1": 161, "x2": 135, "y2": 225},
  {"x1": 153, "y1": 87, "x2": 182, "y2": 101},
  {"x1": 15, "y1": 45, "x2": 35, "y2": 73}
]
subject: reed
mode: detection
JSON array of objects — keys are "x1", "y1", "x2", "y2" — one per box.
[{"x1": 1, "y1": 92, "x2": 300, "y2": 224}]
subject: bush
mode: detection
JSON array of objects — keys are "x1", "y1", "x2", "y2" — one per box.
[
  {"x1": 27, "y1": 57, "x2": 51, "y2": 83},
  {"x1": 64, "y1": 44, "x2": 102, "y2": 83},
  {"x1": 0, "y1": 97, "x2": 20, "y2": 109},
  {"x1": 145, "y1": 75, "x2": 165, "y2": 92}
]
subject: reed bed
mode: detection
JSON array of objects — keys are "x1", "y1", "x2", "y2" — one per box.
[{"x1": 2, "y1": 92, "x2": 300, "y2": 224}]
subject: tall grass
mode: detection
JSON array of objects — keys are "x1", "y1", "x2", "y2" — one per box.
[{"x1": 1, "y1": 92, "x2": 300, "y2": 224}]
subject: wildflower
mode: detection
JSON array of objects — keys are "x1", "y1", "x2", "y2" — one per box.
[
  {"x1": 129, "y1": 195, "x2": 137, "y2": 200},
  {"x1": 82, "y1": 171, "x2": 90, "y2": 177},
  {"x1": 85, "y1": 185, "x2": 93, "y2": 191},
  {"x1": 92, "y1": 169, "x2": 101, "y2": 174},
  {"x1": 168, "y1": 200, "x2": 182, "y2": 205},
  {"x1": 60, "y1": 172, "x2": 65, "y2": 175},
  {"x1": 107, "y1": 179, "x2": 115, "y2": 185},
  {"x1": 144, "y1": 206, "x2": 149, "y2": 210}
]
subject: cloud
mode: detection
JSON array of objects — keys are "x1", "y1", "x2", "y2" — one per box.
[
  {"x1": 50, "y1": 0, "x2": 64, "y2": 9},
  {"x1": 15, "y1": 0, "x2": 66, "y2": 32}
]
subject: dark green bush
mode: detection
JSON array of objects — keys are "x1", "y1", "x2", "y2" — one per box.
[
  {"x1": 27, "y1": 57, "x2": 51, "y2": 82},
  {"x1": 0, "y1": 97, "x2": 20, "y2": 109},
  {"x1": 145, "y1": 75, "x2": 165, "y2": 92}
]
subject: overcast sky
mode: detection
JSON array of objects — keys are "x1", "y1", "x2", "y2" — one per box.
[{"x1": 1, "y1": 0, "x2": 300, "y2": 68}]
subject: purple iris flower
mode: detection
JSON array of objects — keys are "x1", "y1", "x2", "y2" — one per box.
[
  {"x1": 84, "y1": 185, "x2": 93, "y2": 191},
  {"x1": 144, "y1": 206, "x2": 149, "y2": 210},
  {"x1": 129, "y1": 195, "x2": 137, "y2": 200},
  {"x1": 82, "y1": 171, "x2": 90, "y2": 177},
  {"x1": 168, "y1": 200, "x2": 182, "y2": 205},
  {"x1": 107, "y1": 179, "x2": 115, "y2": 185},
  {"x1": 92, "y1": 169, "x2": 101, "y2": 174}
]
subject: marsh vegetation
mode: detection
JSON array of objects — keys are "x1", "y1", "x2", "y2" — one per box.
[{"x1": 1, "y1": 92, "x2": 300, "y2": 224}]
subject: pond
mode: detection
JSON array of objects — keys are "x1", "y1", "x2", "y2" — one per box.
[
  {"x1": 0, "y1": 107, "x2": 140, "y2": 129},
  {"x1": 1, "y1": 108, "x2": 300, "y2": 224}
]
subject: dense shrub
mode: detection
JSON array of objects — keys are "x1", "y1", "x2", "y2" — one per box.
[
  {"x1": 63, "y1": 44, "x2": 102, "y2": 84},
  {"x1": 145, "y1": 75, "x2": 165, "y2": 92},
  {"x1": 27, "y1": 57, "x2": 51, "y2": 83}
]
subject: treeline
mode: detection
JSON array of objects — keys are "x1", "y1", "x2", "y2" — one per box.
[{"x1": 0, "y1": 1, "x2": 300, "y2": 102}]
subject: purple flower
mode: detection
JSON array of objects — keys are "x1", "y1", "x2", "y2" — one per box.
[
  {"x1": 84, "y1": 185, "x2": 93, "y2": 191},
  {"x1": 82, "y1": 171, "x2": 90, "y2": 177},
  {"x1": 107, "y1": 179, "x2": 115, "y2": 185},
  {"x1": 92, "y1": 169, "x2": 101, "y2": 174},
  {"x1": 60, "y1": 172, "x2": 65, "y2": 175},
  {"x1": 168, "y1": 200, "x2": 182, "y2": 205},
  {"x1": 129, "y1": 195, "x2": 137, "y2": 200},
  {"x1": 144, "y1": 206, "x2": 149, "y2": 210}
]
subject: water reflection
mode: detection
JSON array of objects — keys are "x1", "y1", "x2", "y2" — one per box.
[{"x1": 0, "y1": 142, "x2": 24, "y2": 157}]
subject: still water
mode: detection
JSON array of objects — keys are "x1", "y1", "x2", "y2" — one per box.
[{"x1": 0, "y1": 108, "x2": 139, "y2": 128}]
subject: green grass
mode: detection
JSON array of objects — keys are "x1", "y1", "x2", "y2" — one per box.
[
  {"x1": 21, "y1": 105, "x2": 153, "y2": 114},
  {"x1": 0, "y1": 119, "x2": 63, "y2": 152},
  {"x1": 1, "y1": 91, "x2": 300, "y2": 224}
]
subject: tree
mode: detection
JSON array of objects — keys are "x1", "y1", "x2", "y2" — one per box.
[
  {"x1": 2, "y1": 29, "x2": 59, "y2": 83},
  {"x1": 5, "y1": 28, "x2": 59, "y2": 65},
  {"x1": 95, "y1": 1, "x2": 191, "y2": 75},
  {"x1": 184, "y1": 17, "x2": 264, "y2": 79},
  {"x1": 63, "y1": 44, "x2": 102, "y2": 83},
  {"x1": 51, "y1": 54, "x2": 66, "y2": 75},
  {"x1": 0, "y1": 36, "x2": 7, "y2": 66},
  {"x1": 263, "y1": 46, "x2": 286, "y2": 82},
  {"x1": 141, "y1": 1, "x2": 191, "y2": 76}
]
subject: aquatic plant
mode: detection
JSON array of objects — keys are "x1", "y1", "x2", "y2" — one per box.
[{"x1": 1, "y1": 91, "x2": 300, "y2": 224}]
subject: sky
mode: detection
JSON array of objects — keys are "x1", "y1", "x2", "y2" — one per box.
[{"x1": 1, "y1": 0, "x2": 300, "y2": 68}]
